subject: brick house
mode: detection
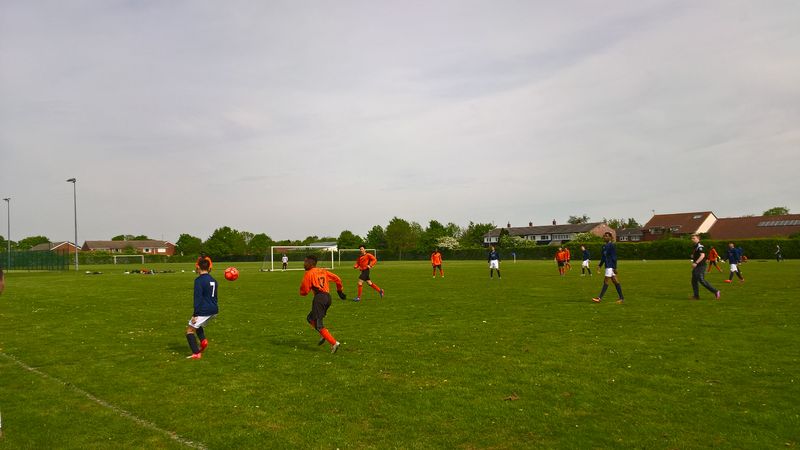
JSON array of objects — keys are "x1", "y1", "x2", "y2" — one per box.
[
  {"x1": 483, "y1": 222, "x2": 615, "y2": 246},
  {"x1": 29, "y1": 241, "x2": 80, "y2": 255},
  {"x1": 641, "y1": 212, "x2": 717, "y2": 241},
  {"x1": 82, "y1": 240, "x2": 176, "y2": 256}
]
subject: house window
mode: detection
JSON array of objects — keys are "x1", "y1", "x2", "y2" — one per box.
[
  {"x1": 143, "y1": 248, "x2": 152, "y2": 253},
  {"x1": 669, "y1": 226, "x2": 681, "y2": 233},
  {"x1": 619, "y1": 236, "x2": 628, "y2": 241},
  {"x1": 692, "y1": 214, "x2": 703, "y2": 219},
  {"x1": 553, "y1": 234, "x2": 570, "y2": 240},
  {"x1": 538, "y1": 235, "x2": 550, "y2": 241},
  {"x1": 632, "y1": 236, "x2": 641, "y2": 242},
  {"x1": 157, "y1": 248, "x2": 166, "y2": 253}
]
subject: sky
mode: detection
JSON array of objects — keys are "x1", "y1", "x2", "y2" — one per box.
[{"x1": 1, "y1": 0, "x2": 799, "y2": 244}]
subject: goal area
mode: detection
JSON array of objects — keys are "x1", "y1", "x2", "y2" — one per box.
[
  {"x1": 261, "y1": 245, "x2": 337, "y2": 272},
  {"x1": 113, "y1": 254, "x2": 145, "y2": 265},
  {"x1": 337, "y1": 248, "x2": 377, "y2": 265}
]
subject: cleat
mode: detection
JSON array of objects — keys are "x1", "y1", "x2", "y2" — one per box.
[
  {"x1": 331, "y1": 342, "x2": 340, "y2": 354},
  {"x1": 592, "y1": 297, "x2": 601, "y2": 303},
  {"x1": 379, "y1": 289, "x2": 385, "y2": 298},
  {"x1": 739, "y1": 279, "x2": 745, "y2": 283},
  {"x1": 724, "y1": 279, "x2": 732, "y2": 283},
  {"x1": 616, "y1": 299, "x2": 624, "y2": 304},
  {"x1": 353, "y1": 297, "x2": 360, "y2": 302},
  {"x1": 318, "y1": 337, "x2": 326, "y2": 346},
  {"x1": 186, "y1": 353, "x2": 202, "y2": 359},
  {"x1": 200, "y1": 339, "x2": 208, "y2": 352},
  {"x1": 715, "y1": 290, "x2": 721, "y2": 300}
]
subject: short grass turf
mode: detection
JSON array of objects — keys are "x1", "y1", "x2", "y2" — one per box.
[{"x1": 1, "y1": 259, "x2": 799, "y2": 449}]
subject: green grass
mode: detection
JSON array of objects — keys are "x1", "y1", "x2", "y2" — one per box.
[{"x1": 1, "y1": 260, "x2": 799, "y2": 449}]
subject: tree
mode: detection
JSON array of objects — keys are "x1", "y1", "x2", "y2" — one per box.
[
  {"x1": 568, "y1": 214, "x2": 590, "y2": 224},
  {"x1": 337, "y1": 230, "x2": 363, "y2": 249},
  {"x1": 132, "y1": 235, "x2": 149, "y2": 240},
  {"x1": 419, "y1": 220, "x2": 446, "y2": 251},
  {"x1": 604, "y1": 218, "x2": 641, "y2": 230},
  {"x1": 365, "y1": 225, "x2": 387, "y2": 249},
  {"x1": 436, "y1": 236, "x2": 460, "y2": 250},
  {"x1": 572, "y1": 232, "x2": 603, "y2": 242},
  {"x1": 444, "y1": 222, "x2": 463, "y2": 239},
  {"x1": 763, "y1": 206, "x2": 789, "y2": 216},
  {"x1": 17, "y1": 236, "x2": 50, "y2": 250},
  {"x1": 460, "y1": 222, "x2": 495, "y2": 248},
  {"x1": 175, "y1": 234, "x2": 202, "y2": 256},
  {"x1": 204, "y1": 227, "x2": 247, "y2": 257},
  {"x1": 111, "y1": 234, "x2": 134, "y2": 241},
  {"x1": 385, "y1": 217, "x2": 416, "y2": 259},
  {"x1": 248, "y1": 233, "x2": 273, "y2": 255}
]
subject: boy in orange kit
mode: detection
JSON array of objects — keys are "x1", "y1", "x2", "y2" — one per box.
[
  {"x1": 353, "y1": 245, "x2": 384, "y2": 301},
  {"x1": 299, "y1": 254, "x2": 346, "y2": 353},
  {"x1": 431, "y1": 248, "x2": 444, "y2": 278}
]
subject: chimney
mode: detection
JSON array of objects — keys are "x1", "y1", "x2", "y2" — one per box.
[
  {"x1": 529, "y1": 221, "x2": 533, "y2": 227},
  {"x1": 552, "y1": 219, "x2": 557, "y2": 225},
  {"x1": 507, "y1": 222, "x2": 511, "y2": 228}
]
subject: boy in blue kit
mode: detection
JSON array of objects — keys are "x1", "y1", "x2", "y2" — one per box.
[
  {"x1": 580, "y1": 245, "x2": 592, "y2": 276},
  {"x1": 186, "y1": 258, "x2": 218, "y2": 359},
  {"x1": 592, "y1": 232, "x2": 624, "y2": 304},
  {"x1": 488, "y1": 245, "x2": 501, "y2": 279}
]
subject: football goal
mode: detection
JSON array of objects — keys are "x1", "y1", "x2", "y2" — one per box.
[
  {"x1": 261, "y1": 245, "x2": 337, "y2": 272},
  {"x1": 337, "y1": 248, "x2": 377, "y2": 265},
  {"x1": 113, "y1": 254, "x2": 145, "y2": 265}
]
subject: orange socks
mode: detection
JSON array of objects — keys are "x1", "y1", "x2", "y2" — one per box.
[
  {"x1": 357, "y1": 285, "x2": 363, "y2": 297},
  {"x1": 319, "y1": 328, "x2": 336, "y2": 345},
  {"x1": 370, "y1": 283, "x2": 381, "y2": 292}
]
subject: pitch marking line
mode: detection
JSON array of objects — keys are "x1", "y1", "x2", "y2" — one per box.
[{"x1": 0, "y1": 351, "x2": 207, "y2": 450}]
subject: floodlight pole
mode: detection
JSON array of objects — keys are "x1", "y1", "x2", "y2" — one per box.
[
  {"x1": 66, "y1": 178, "x2": 78, "y2": 271},
  {"x1": 2, "y1": 197, "x2": 9, "y2": 269}
]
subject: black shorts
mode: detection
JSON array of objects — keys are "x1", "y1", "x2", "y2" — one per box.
[
  {"x1": 432, "y1": 264, "x2": 442, "y2": 270},
  {"x1": 557, "y1": 261, "x2": 565, "y2": 267},
  {"x1": 306, "y1": 292, "x2": 332, "y2": 330},
  {"x1": 359, "y1": 269, "x2": 371, "y2": 281}
]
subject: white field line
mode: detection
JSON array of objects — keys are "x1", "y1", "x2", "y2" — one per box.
[{"x1": 0, "y1": 351, "x2": 206, "y2": 450}]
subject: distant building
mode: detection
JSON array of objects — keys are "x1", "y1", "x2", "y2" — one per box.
[
  {"x1": 616, "y1": 228, "x2": 644, "y2": 242},
  {"x1": 708, "y1": 214, "x2": 800, "y2": 240},
  {"x1": 641, "y1": 211, "x2": 717, "y2": 241},
  {"x1": 483, "y1": 222, "x2": 615, "y2": 246},
  {"x1": 82, "y1": 240, "x2": 175, "y2": 256},
  {"x1": 29, "y1": 241, "x2": 79, "y2": 255}
]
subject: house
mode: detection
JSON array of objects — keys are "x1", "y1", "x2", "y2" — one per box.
[
  {"x1": 641, "y1": 212, "x2": 717, "y2": 241},
  {"x1": 707, "y1": 214, "x2": 800, "y2": 240},
  {"x1": 483, "y1": 222, "x2": 615, "y2": 246},
  {"x1": 616, "y1": 228, "x2": 644, "y2": 242},
  {"x1": 82, "y1": 240, "x2": 176, "y2": 256},
  {"x1": 29, "y1": 241, "x2": 79, "y2": 255}
]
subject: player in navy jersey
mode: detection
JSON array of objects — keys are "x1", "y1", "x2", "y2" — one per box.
[
  {"x1": 580, "y1": 245, "x2": 592, "y2": 276},
  {"x1": 592, "y1": 232, "x2": 624, "y2": 304},
  {"x1": 488, "y1": 246, "x2": 501, "y2": 279},
  {"x1": 186, "y1": 258, "x2": 219, "y2": 359},
  {"x1": 724, "y1": 242, "x2": 744, "y2": 283},
  {"x1": 690, "y1": 234, "x2": 720, "y2": 300}
]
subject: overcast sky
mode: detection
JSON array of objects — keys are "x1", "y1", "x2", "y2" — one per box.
[{"x1": 1, "y1": 1, "x2": 798, "y2": 244}]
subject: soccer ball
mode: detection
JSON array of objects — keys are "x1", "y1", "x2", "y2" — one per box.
[{"x1": 224, "y1": 267, "x2": 239, "y2": 281}]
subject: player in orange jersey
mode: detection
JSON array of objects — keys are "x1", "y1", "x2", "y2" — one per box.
[
  {"x1": 706, "y1": 246, "x2": 722, "y2": 273},
  {"x1": 300, "y1": 254, "x2": 346, "y2": 353},
  {"x1": 353, "y1": 245, "x2": 384, "y2": 301},
  {"x1": 564, "y1": 246, "x2": 572, "y2": 271},
  {"x1": 555, "y1": 247, "x2": 568, "y2": 276},
  {"x1": 431, "y1": 248, "x2": 444, "y2": 278}
]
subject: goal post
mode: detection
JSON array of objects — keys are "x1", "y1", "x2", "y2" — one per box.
[
  {"x1": 262, "y1": 245, "x2": 337, "y2": 272},
  {"x1": 113, "y1": 254, "x2": 145, "y2": 265},
  {"x1": 338, "y1": 248, "x2": 377, "y2": 265}
]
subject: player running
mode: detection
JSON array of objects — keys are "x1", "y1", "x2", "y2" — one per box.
[
  {"x1": 580, "y1": 245, "x2": 592, "y2": 276},
  {"x1": 431, "y1": 248, "x2": 444, "y2": 278},
  {"x1": 185, "y1": 258, "x2": 218, "y2": 359},
  {"x1": 706, "y1": 246, "x2": 722, "y2": 273},
  {"x1": 690, "y1": 234, "x2": 720, "y2": 300},
  {"x1": 353, "y1": 245, "x2": 384, "y2": 301},
  {"x1": 725, "y1": 242, "x2": 744, "y2": 283},
  {"x1": 564, "y1": 246, "x2": 572, "y2": 272},
  {"x1": 488, "y1": 245, "x2": 501, "y2": 279},
  {"x1": 300, "y1": 254, "x2": 346, "y2": 353},
  {"x1": 592, "y1": 232, "x2": 625, "y2": 304}
]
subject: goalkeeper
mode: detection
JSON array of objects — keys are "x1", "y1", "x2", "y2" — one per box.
[{"x1": 299, "y1": 255, "x2": 346, "y2": 353}]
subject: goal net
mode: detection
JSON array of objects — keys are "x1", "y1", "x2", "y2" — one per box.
[
  {"x1": 337, "y1": 248, "x2": 377, "y2": 265},
  {"x1": 113, "y1": 254, "x2": 145, "y2": 265},
  {"x1": 261, "y1": 245, "x2": 337, "y2": 272}
]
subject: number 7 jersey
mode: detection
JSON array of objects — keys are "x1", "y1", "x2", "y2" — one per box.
[{"x1": 300, "y1": 268, "x2": 344, "y2": 296}]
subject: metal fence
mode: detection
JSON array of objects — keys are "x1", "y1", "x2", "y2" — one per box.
[{"x1": 0, "y1": 251, "x2": 70, "y2": 271}]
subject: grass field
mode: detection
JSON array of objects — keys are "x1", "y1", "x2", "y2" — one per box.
[{"x1": 1, "y1": 259, "x2": 799, "y2": 449}]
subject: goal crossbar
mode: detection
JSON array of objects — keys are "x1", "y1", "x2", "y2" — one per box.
[
  {"x1": 263, "y1": 245, "x2": 337, "y2": 272},
  {"x1": 113, "y1": 254, "x2": 145, "y2": 265}
]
